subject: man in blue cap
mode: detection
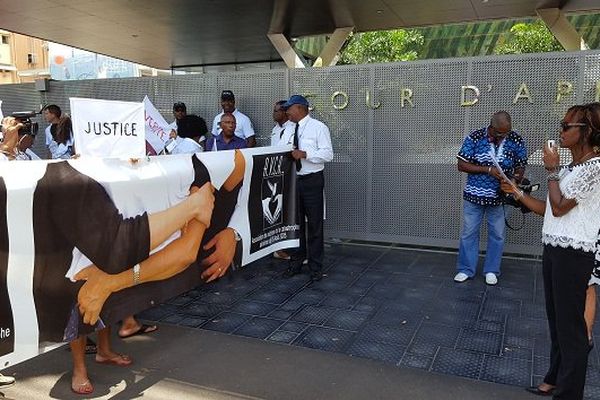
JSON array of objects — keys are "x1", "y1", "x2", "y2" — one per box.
[{"x1": 281, "y1": 95, "x2": 333, "y2": 282}]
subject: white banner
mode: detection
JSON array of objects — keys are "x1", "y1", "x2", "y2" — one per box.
[
  {"x1": 143, "y1": 96, "x2": 170, "y2": 154},
  {"x1": 70, "y1": 97, "x2": 145, "y2": 158}
]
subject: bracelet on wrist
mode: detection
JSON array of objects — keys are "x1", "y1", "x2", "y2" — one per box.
[
  {"x1": 133, "y1": 264, "x2": 141, "y2": 285},
  {"x1": 515, "y1": 190, "x2": 525, "y2": 201},
  {"x1": 487, "y1": 166, "x2": 491, "y2": 174},
  {"x1": 547, "y1": 172, "x2": 560, "y2": 181}
]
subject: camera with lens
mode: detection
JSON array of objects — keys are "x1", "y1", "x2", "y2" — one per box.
[
  {"x1": 499, "y1": 174, "x2": 539, "y2": 213},
  {"x1": 10, "y1": 111, "x2": 40, "y2": 136}
]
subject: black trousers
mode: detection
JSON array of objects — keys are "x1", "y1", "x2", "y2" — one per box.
[
  {"x1": 542, "y1": 245, "x2": 594, "y2": 400},
  {"x1": 290, "y1": 171, "x2": 325, "y2": 274}
]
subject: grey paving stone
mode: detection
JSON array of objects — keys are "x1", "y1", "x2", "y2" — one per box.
[
  {"x1": 233, "y1": 317, "x2": 284, "y2": 339},
  {"x1": 323, "y1": 310, "x2": 371, "y2": 331},
  {"x1": 399, "y1": 354, "x2": 433, "y2": 370},
  {"x1": 406, "y1": 340, "x2": 439, "y2": 358},
  {"x1": 293, "y1": 326, "x2": 355, "y2": 352},
  {"x1": 291, "y1": 305, "x2": 338, "y2": 324},
  {"x1": 232, "y1": 301, "x2": 279, "y2": 316},
  {"x1": 414, "y1": 322, "x2": 461, "y2": 347},
  {"x1": 431, "y1": 347, "x2": 483, "y2": 379},
  {"x1": 457, "y1": 329, "x2": 502, "y2": 355},
  {"x1": 202, "y1": 312, "x2": 251, "y2": 333},
  {"x1": 267, "y1": 331, "x2": 298, "y2": 344},
  {"x1": 480, "y1": 355, "x2": 532, "y2": 386},
  {"x1": 356, "y1": 322, "x2": 418, "y2": 346},
  {"x1": 346, "y1": 340, "x2": 405, "y2": 364}
]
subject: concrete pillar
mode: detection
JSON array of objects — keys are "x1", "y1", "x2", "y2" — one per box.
[
  {"x1": 536, "y1": 7, "x2": 589, "y2": 51},
  {"x1": 313, "y1": 26, "x2": 353, "y2": 67},
  {"x1": 267, "y1": 33, "x2": 306, "y2": 69}
]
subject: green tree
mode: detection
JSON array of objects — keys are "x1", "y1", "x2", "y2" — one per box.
[
  {"x1": 494, "y1": 20, "x2": 563, "y2": 54},
  {"x1": 340, "y1": 29, "x2": 425, "y2": 64}
]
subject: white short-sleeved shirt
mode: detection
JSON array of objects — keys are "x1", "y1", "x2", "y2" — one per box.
[
  {"x1": 271, "y1": 120, "x2": 294, "y2": 146},
  {"x1": 542, "y1": 157, "x2": 600, "y2": 253},
  {"x1": 211, "y1": 109, "x2": 255, "y2": 139}
]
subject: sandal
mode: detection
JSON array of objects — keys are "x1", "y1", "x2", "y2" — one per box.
[
  {"x1": 118, "y1": 323, "x2": 158, "y2": 339},
  {"x1": 95, "y1": 353, "x2": 132, "y2": 367},
  {"x1": 71, "y1": 379, "x2": 94, "y2": 395}
]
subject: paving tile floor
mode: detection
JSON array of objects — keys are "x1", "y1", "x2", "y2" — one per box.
[{"x1": 139, "y1": 243, "x2": 600, "y2": 399}]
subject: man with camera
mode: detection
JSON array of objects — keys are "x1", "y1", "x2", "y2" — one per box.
[
  {"x1": 0, "y1": 115, "x2": 40, "y2": 160},
  {"x1": 454, "y1": 111, "x2": 528, "y2": 285}
]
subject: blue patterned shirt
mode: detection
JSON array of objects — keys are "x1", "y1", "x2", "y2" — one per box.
[{"x1": 457, "y1": 127, "x2": 527, "y2": 206}]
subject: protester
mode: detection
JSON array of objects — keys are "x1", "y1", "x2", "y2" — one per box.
[
  {"x1": 169, "y1": 102, "x2": 209, "y2": 147},
  {"x1": 454, "y1": 111, "x2": 527, "y2": 285},
  {"x1": 43, "y1": 104, "x2": 74, "y2": 159},
  {"x1": 211, "y1": 90, "x2": 256, "y2": 148},
  {"x1": 270, "y1": 99, "x2": 294, "y2": 260},
  {"x1": 281, "y1": 95, "x2": 333, "y2": 282},
  {"x1": 205, "y1": 113, "x2": 247, "y2": 151},
  {"x1": 501, "y1": 103, "x2": 600, "y2": 399}
]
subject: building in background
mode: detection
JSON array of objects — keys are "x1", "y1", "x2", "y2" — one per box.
[
  {"x1": 0, "y1": 30, "x2": 170, "y2": 85},
  {"x1": 0, "y1": 30, "x2": 50, "y2": 84}
]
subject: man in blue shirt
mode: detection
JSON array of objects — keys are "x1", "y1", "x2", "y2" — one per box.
[
  {"x1": 454, "y1": 111, "x2": 527, "y2": 285},
  {"x1": 205, "y1": 113, "x2": 247, "y2": 151}
]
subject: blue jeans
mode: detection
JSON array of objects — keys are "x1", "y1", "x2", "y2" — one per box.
[{"x1": 456, "y1": 200, "x2": 505, "y2": 277}]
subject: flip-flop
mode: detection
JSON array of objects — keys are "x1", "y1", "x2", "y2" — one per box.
[
  {"x1": 95, "y1": 353, "x2": 132, "y2": 367},
  {"x1": 525, "y1": 386, "x2": 554, "y2": 396},
  {"x1": 118, "y1": 323, "x2": 158, "y2": 339},
  {"x1": 71, "y1": 379, "x2": 94, "y2": 395}
]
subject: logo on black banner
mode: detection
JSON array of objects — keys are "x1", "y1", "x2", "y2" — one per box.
[
  {"x1": 261, "y1": 155, "x2": 285, "y2": 229},
  {"x1": 262, "y1": 178, "x2": 283, "y2": 228}
]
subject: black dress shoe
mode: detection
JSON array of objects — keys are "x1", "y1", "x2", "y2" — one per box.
[
  {"x1": 525, "y1": 386, "x2": 554, "y2": 396},
  {"x1": 283, "y1": 268, "x2": 301, "y2": 278},
  {"x1": 310, "y1": 272, "x2": 323, "y2": 282}
]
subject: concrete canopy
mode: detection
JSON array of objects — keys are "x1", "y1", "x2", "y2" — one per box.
[{"x1": 0, "y1": 0, "x2": 599, "y2": 69}]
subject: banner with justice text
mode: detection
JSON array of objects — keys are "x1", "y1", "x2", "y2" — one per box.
[
  {"x1": 70, "y1": 97, "x2": 146, "y2": 158},
  {"x1": 0, "y1": 146, "x2": 298, "y2": 368}
]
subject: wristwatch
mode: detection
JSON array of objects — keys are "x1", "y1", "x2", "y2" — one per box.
[{"x1": 232, "y1": 229, "x2": 242, "y2": 242}]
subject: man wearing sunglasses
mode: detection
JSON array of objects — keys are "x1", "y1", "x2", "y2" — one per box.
[{"x1": 454, "y1": 111, "x2": 528, "y2": 286}]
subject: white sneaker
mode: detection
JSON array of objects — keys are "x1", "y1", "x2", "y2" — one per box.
[
  {"x1": 454, "y1": 272, "x2": 470, "y2": 283},
  {"x1": 302, "y1": 259, "x2": 308, "y2": 265},
  {"x1": 0, "y1": 373, "x2": 15, "y2": 387},
  {"x1": 485, "y1": 273, "x2": 498, "y2": 286}
]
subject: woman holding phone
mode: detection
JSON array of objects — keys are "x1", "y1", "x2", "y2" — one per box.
[{"x1": 501, "y1": 103, "x2": 600, "y2": 399}]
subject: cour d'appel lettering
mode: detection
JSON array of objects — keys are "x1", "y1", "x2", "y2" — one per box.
[{"x1": 84, "y1": 121, "x2": 138, "y2": 136}]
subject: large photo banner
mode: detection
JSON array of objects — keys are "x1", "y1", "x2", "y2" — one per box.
[
  {"x1": 70, "y1": 97, "x2": 146, "y2": 158},
  {"x1": 0, "y1": 147, "x2": 298, "y2": 368}
]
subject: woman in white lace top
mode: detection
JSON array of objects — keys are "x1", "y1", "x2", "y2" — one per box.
[{"x1": 502, "y1": 103, "x2": 600, "y2": 399}]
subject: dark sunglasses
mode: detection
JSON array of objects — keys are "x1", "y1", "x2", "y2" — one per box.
[{"x1": 560, "y1": 121, "x2": 587, "y2": 131}]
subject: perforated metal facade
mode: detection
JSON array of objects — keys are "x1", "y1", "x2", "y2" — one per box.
[{"x1": 2, "y1": 51, "x2": 600, "y2": 255}]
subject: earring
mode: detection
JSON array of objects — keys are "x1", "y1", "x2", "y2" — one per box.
[{"x1": 594, "y1": 145, "x2": 600, "y2": 154}]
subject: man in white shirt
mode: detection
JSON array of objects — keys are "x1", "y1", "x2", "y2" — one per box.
[
  {"x1": 281, "y1": 95, "x2": 334, "y2": 282},
  {"x1": 43, "y1": 104, "x2": 73, "y2": 159},
  {"x1": 271, "y1": 100, "x2": 294, "y2": 146},
  {"x1": 211, "y1": 90, "x2": 256, "y2": 148},
  {"x1": 271, "y1": 100, "x2": 295, "y2": 260}
]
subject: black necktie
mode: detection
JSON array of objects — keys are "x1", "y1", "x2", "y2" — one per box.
[
  {"x1": 280, "y1": 128, "x2": 285, "y2": 139},
  {"x1": 293, "y1": 123, "x2": 301, "y2": 172}
]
